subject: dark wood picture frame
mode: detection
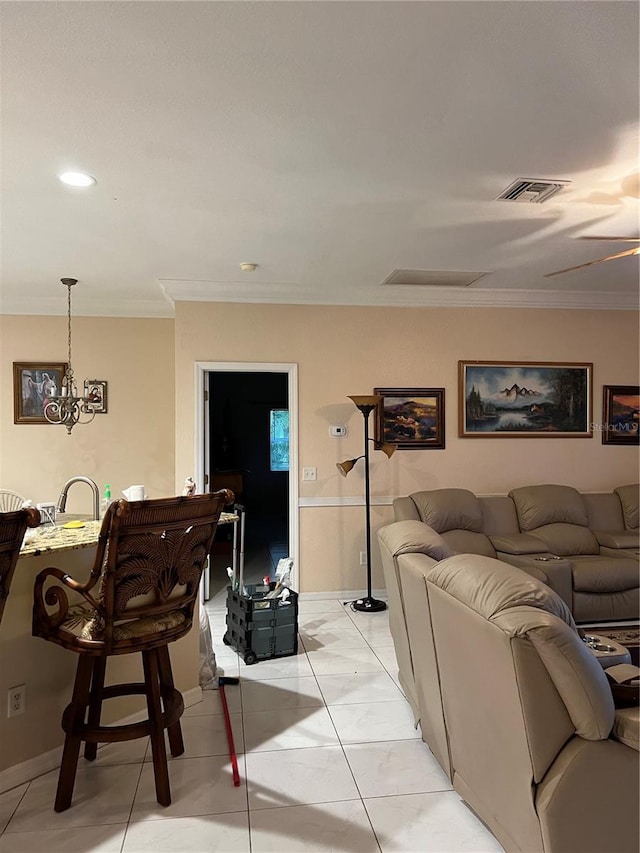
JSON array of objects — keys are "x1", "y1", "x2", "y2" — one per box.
[
  {"x1": 373, "y1": 387, "x2": 445, "y2": 449},
  {"x1": 13, "y1": 362, "x2": 67, "y2": 424},
  {"x1": 458, "y1": 361, "x2": 593, "y2": 437},
  {"x1": 601, "y1": 385, "x2": 639, "y2": 445},
  {"x1": 84, "y1": 380, "x2": 108, "y2": 414}
]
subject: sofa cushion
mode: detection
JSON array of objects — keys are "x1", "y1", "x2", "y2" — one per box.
[
  {"x1": 509, "y1": 484, "x2": 589, "y2": 531},
  {"x1": 529, "y1": 522, "x2": 600, "y2": 556},
  {"x1": 377, "y1": 520, "x2": 455, "y2": 561},
  {"x1": 570, "y1": 555, "x2": 640, "y2": 594},
  {"x1": 441, "y1": 529, "x2": 496, "y2": 557},
  {"x1": 613, "y1": 707, "x2": 640, "y2": 751},
  {"x1": 429, "y1": 553, "x2": 574, "y2": 624},
  {"x1": 410, "y1": 488, "x2": 484, "y2": 533},
  {"x1": 616, "y1": 485, "x2": 640, "y2": 532},
  {"x1": 594, "y1": 530, "x2": 640, "y2": 549}
]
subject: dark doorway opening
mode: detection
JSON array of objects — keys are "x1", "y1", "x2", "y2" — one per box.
[{"x1": 208, "y1": 371, "x2": 289, "y2": 596}]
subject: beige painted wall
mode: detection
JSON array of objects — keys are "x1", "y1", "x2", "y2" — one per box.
[
  {"x1": 174, "y1": 302, "x2": 640, "y2": 593},
  {"x1": 0, "y1": 315, "x2": 176, "y2": 510}
]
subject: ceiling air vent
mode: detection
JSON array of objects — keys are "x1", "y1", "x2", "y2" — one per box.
[
  {"x1": 497, "y1": 178, "x2": 571, "y2": 203},
  {"x1": 381, "y1": 269, "x2": 489, "y2": 288}
]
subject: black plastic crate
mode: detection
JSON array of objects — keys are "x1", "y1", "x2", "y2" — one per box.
[{"x1": 223, "y1": 584, "x2": 298, "y2": 665}]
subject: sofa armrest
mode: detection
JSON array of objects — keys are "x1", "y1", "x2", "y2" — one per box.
[
  {"x1": 612, "y1": 706, "x2": 640, "y2": 751},
  {"x1": 489, "y1": 532, "x2": 547, "y2": 555},
  {"x1": 593, "y1": 530, "x2": 640, "y2": 549},
  {"x1": 496, "y1": 552, "x2": 573, "y2": 610}
]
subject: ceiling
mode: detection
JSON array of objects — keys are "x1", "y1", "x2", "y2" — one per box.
[{"x1": 1, "y1": 1, "x2": 639, "y2": 318}]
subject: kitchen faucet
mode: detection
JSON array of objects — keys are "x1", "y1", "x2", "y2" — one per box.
[{"x1": 56, "y1": 476, "x2": 100, "y2": 521}]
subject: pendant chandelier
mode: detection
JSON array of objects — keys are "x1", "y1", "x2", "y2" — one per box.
[{"x1": 43, "y1": 278, "x2": 96, "y2": 435}]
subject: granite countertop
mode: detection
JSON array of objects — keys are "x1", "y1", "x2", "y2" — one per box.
[
  {"x1": 20, "y1": 520, "x2": 102, "y2": 558},
  {"x1": 19, "y1": 510, "x2": 239, "y2": 558}
]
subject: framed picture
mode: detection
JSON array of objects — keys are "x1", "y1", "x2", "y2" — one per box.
[
  {"x1": 601, "y1": 385, "x2": 639, "y2": 445},
  {"x1": 84, "y1": 379, "x2": 108, "y2": 414},
  {"x1": 459, "y1": 361, "x2": 593, "y2": 438},
  {"x1": 373, "y1": 387, "x2": 445, "y2": 449},
  {"x1": 13, "y1": 362, "x2": 67, "y2": 424}
]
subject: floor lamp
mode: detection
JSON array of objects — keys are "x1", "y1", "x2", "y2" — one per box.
[{"x1": 337, "y1": 395, "x2": 395, "y2": 613}]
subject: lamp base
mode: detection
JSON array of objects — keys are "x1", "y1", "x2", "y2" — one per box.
[{"x1": 352, "y1": 596, "x2": 387, "y2": 613}]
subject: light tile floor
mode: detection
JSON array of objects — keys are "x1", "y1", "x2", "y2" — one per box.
[{"x1": 0, "y1": 593, "x2": 504, "y2": 853}]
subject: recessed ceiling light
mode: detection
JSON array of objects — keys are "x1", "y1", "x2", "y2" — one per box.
[{"x1": 59, "y1": 171, "x2": 97, "y2": 188}]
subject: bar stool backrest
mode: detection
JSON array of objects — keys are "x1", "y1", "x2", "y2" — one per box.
[{"x1": 0, "y1": 506, "x2": 41, "y2": 624}]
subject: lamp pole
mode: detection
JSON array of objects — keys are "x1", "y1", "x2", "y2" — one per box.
[{"x1": 348, "y1": 396, "x2": 386, "y2": 613}]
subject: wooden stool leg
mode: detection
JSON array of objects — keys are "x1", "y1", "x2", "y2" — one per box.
[
  {"x1": 142, "y1": 648, "x2": 171, "y2": 807},
  {"x1": 157, "y1": 645, "x2": 184, "y2": 757},
  {"x1": 84, "y1": 657, "x2": 107, "y2": 761},
  {"x1": 55, "y1": 655, "x2": 93, "y2": 812}
]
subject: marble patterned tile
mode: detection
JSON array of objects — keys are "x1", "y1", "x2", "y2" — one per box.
[
  {"x1": 130, "y1": 755, "x2": 247, "y2": 820},
  {"x1": 362, "y1": 632, "x2": 395, "y2": 648},
  {"x1": 249, "y1": 799, "x2": 380, "y2": 852},
  {"x1": 237, "y1": 653, "x2": 313, "y2": 681},
  {"x1": 364, "y1": 790, "x2": 504, "y2": 852},
  {"x1": 316, "y1": 671, "x2": 402, "y2": 705},
  {"x1": 300, "y1": 628, "x2": 369, "y2": 652},
  {"x1": 343, "y1": 739, "x2": 452, "y2": 798},
  {"x1": 183, "y1": 687, "x2": 242, "y2": 717},
  {"x1": 243, "y1": 707, "x2": 340, "y2": 752},
  {"x1": 246, "y1": 746, "x2": 359, "y2": 810},
  {"x1": 0, "y1": 783, "x2": 28, "y2": 833},
  {"x1": 0, "y1": 824, "x2": 127, "y2": 852},
  {"x1": 6, "y1": 764, "x2": 142, "y2": 832},
  {"x1": 328, "y1": 700, "x2": 420, "y2": 744},
  {"x1": 241, "y1": 676, "x2": 324, "y2": 712},
  {"x1": 297, "y1": 599, "x2": 347, "y2": 616},
  {"x1": 306, "y1": 646, "x2": 386, "y2": 676},
  {"x1": 298, "y1": 614, "x2": 354, "y2": 632},
  {"x1": 142, "y1": 711, "x2": 244, "y2": 759},
  {"x1": 122, "y1": 812, "x2": 250, "y2": 852}
]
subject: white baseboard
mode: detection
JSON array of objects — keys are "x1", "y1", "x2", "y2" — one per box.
[{"x1": 0, "y1": 686, "x2": 203, "y2": 795}]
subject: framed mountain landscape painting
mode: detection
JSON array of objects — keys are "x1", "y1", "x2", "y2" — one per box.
[
  {"x1": 601, "y1": 385, "x2": 639, "y2": 445},
  {"x1": 374, "y1": 387, "x2": 445, "y2": 449},
  {"x1": 459, "y1": 361, "x2": 592, "y2": 438}
]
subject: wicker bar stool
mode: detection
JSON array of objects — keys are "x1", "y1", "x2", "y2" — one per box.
[
  {"x1": 32, "y1": 490, "x2": 232, "y2": 812},
  {"x1": 0, "y1": 506, "x2": 41, "y2": 625}
]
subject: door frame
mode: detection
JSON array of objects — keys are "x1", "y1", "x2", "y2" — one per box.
[{"x1": 194, "y1": 361, "x2": 299, "y2": 590}]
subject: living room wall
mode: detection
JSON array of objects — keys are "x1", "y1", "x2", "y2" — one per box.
[{"x1": 174, "y1": 302, "x2": 639, "y2": 593}]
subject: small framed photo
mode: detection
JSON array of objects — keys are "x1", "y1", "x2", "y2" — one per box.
[
  {"x1": 459, "y1": 361, "x2": 592, "y2": 438},
  {"x1": 601, "y1": 385, "x2": 639, "y2": 445},
  {"x1": 13, "y1": 362, "x2": 67, "y2": 424},
  {"x1": 374, "y1": 388, "x2": 445, "y2": 449},
  {"x1": 84, "y1": 380, "x2": 108, "y2": 413}
]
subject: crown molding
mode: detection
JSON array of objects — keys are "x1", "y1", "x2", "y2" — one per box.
[{"x1": 160, "y1": 279, "x2": 639, "y2": 311}]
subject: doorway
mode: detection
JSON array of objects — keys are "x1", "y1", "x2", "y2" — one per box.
[{"x1": 195, "y1": 362, "x2": 299, "y2": 596}]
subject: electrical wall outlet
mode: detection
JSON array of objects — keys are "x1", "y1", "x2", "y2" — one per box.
[
  {"x1": 302, "y1": 467, "x2": 317, "y2": 481},
  {"x1": 7, "y1": 684, "x2": 26, "y2": 718},
  {"x1": 36, "y1": 502, "x2": 56, "y2": 525},
  {"x1": 359, "y1": 551, "x2": 367, "y2": 566}
]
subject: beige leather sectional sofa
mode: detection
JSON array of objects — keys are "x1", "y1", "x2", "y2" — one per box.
[
  {"x1": 393, "y1": 483, "x2": 639, "y2": 622},
  {"x1": 377, "y1": 523, "x2": 639, "y2": 853}
]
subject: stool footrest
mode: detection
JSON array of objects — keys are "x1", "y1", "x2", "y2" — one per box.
[{"x1": 61, "y1": 682, "x2": 184, "y2": 743}]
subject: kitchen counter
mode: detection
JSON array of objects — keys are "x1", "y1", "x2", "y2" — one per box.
[
  {"x1": 19, "y1": 520, "x2": 102, "y2": 558},
  {"x1": 19, "y1": 511, "x2": 239, "y2": 558}
]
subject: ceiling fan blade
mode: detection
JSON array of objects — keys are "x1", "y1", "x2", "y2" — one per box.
[
  {"x1": 578, "y1": 236, "x2": 640, "y2": 242},
  {"x1": 545, "y1": 246, "x2": 640, "y2": 278}
]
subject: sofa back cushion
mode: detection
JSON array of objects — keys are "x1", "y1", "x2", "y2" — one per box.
[
  {"x1": 408, "y1": 489, "x2": 496, "y2": 557},
  {"x1": 509, "y1": 484, "x2": 599, "y2": 555},
  {"x1": 616, "y1": 484, "x2": 640, "y2": 532}
]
